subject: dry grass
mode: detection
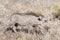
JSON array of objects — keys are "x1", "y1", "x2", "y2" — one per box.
[{"x1": 0, "y1": 0, "x2": 60, "y2": 40}]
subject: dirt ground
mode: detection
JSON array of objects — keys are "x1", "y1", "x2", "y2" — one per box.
[{"x1": 0, "y1": 0, "x2": 60, "y2": 40}]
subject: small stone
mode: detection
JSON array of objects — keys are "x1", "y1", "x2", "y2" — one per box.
[
  {"x1": 16, "y1": 28, "x2": 20, "y2": 32},
  {"x1": 6, "y1": 27, "x2": 15, "y2": 33},
  {"x1": 21, "y1": 28, "x2": 28, "y2": 33},
  {"x1": 14, "y1": 23, "x2": 19, "y2": 27},
  {"x1": 38, "y1": 18, "x2": 41, "y2": 21},
  {"x1": 44, "y1": 20, "x2": 47, "y2": 22},
  {"x1": 32, "y1": 25, "x2": 36, "y2": 27},
  {"x1": 6, "y1": 27, "x2": 12, "y2": 31},
  {"x1": 32, "y1": 24, "x2": 38, "y2": 28}
]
